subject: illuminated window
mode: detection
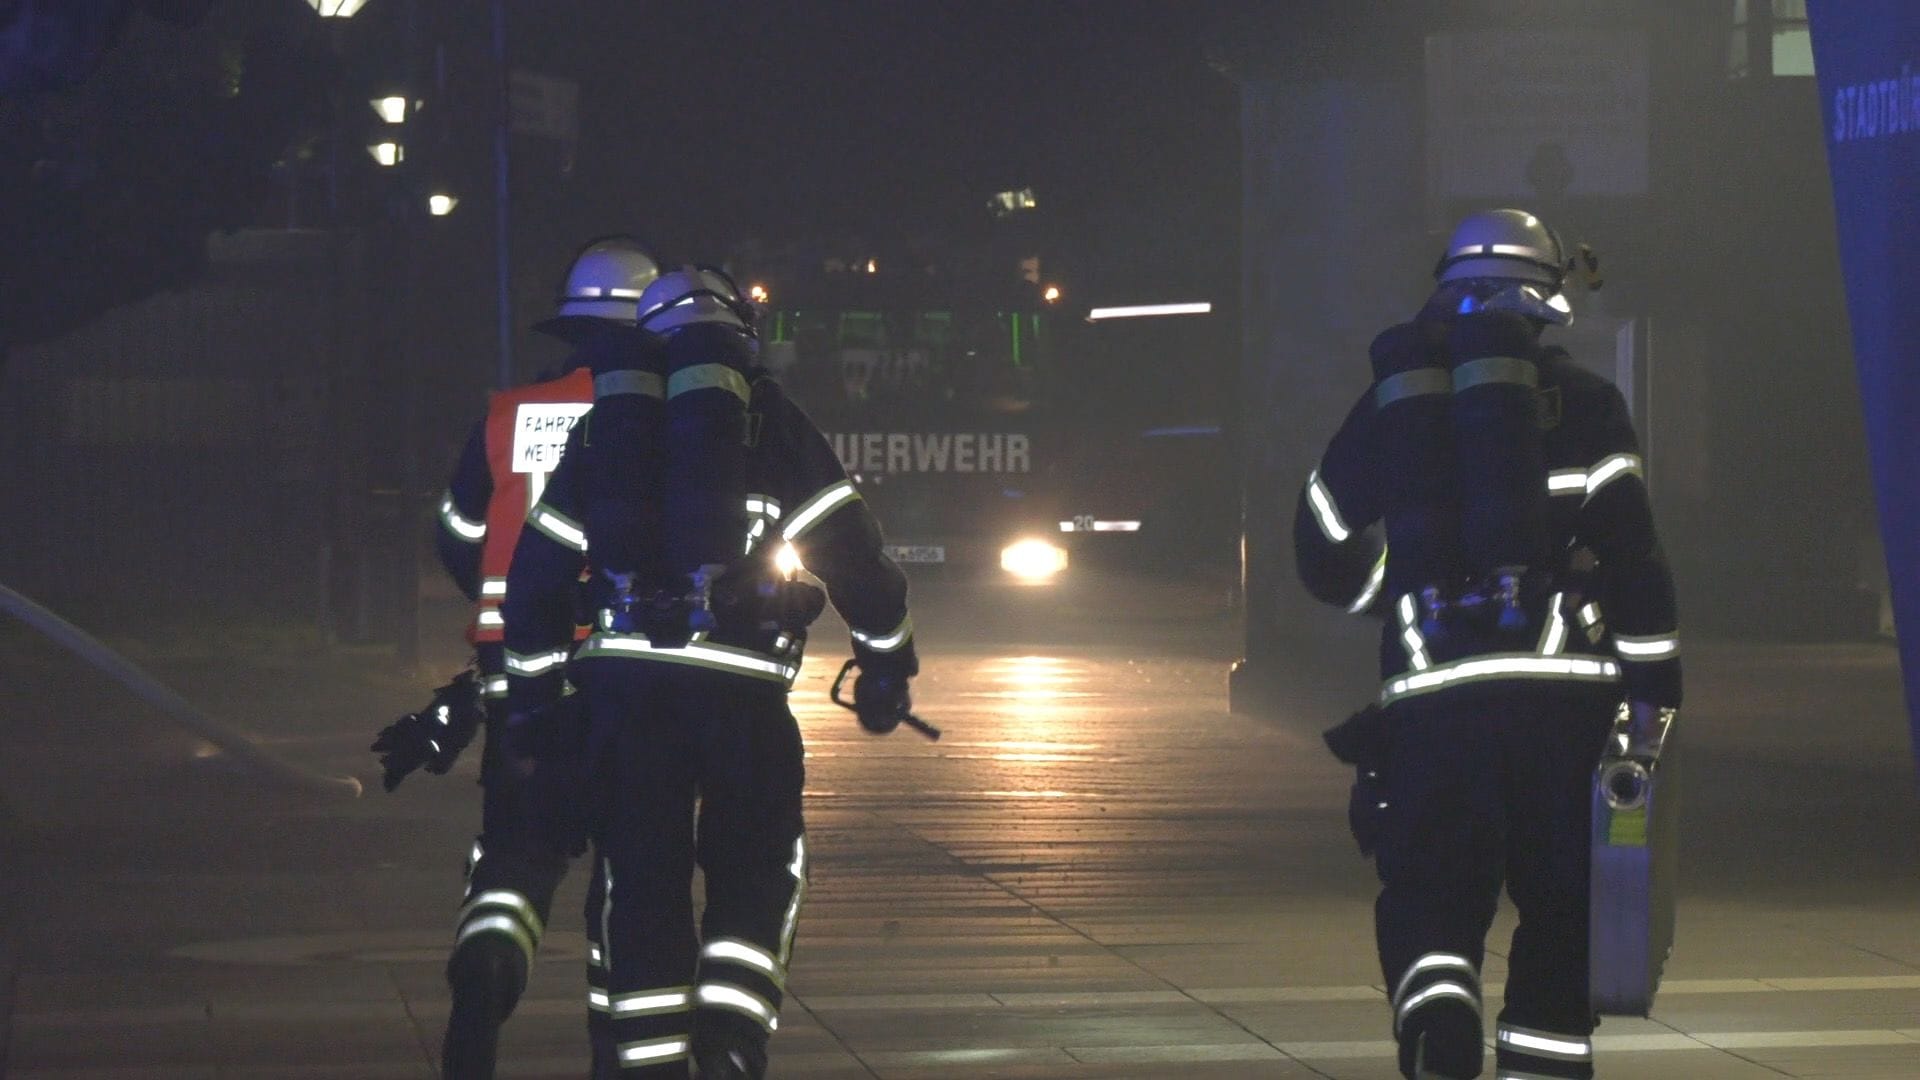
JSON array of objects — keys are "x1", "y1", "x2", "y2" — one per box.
[
  {"x1": 1730, "y1": 0, "x2": 1813, "y2": 79},
  {"x1": 915, "y1": 311, "x2": 952, "y2": 349},
  {"x1": 1003, "y1": 313, "x2": 1045, "y2": 368},
  {"x1": 990, "y1": 188, "x2": 1038, "y2": 217},
  {"x1": 837, "y1": 311, "x2": 888, "y2": 349}
]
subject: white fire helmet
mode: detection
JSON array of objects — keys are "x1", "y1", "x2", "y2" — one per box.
[
  {"x1": 534, "y1": 236, "x2": 661, "y2": 334},
  {"x1": 633, "y1": 266, "x2": 756, "y2": 338},
  {"x1": 1432, "y1": 209, "x2": 1575, "y2": 326}
]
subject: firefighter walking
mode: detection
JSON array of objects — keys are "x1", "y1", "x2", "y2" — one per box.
[
  {"x1": 374, "y1": 236, "x2": 662, "y2": 1077},
  {"x1": 501, "y1": 265, "x2": 922, "y2": 1078},
  {"x1": 1294, "y1": 210, "x2": 1682, "y2": 1080}
]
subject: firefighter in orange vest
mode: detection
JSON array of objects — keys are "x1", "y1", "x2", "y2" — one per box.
[{"x1": 374, "y1": 235, "x2": 660, "y2": 1078}]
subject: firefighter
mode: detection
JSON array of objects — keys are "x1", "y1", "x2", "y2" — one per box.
[
  {"x1": 380, "y1": 235, "x2": 661, "y2": 1078},
  {"x1": 500, "y1": 265, "x2": 920, "y2": 1079},
  {"x1": 1293, "y1": 209, "x2": 1681, "y2": 1080}
]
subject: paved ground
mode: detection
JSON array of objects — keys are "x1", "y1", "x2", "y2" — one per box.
[{"x1": 2, "y1": 569, "x2": 1918, "y2": 1078}]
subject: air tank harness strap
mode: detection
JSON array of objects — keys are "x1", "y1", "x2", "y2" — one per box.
[
  {"x1": 1409, "y1": 568, "x2": 1559, "y2": 644},
  {"x1": 597, "y1": 563, "x2": 824, "y2": 645}
]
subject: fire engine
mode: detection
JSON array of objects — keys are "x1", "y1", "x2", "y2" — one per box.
[{"x1": 739, "y1": 250, "x2": 1234, "y2": 585}]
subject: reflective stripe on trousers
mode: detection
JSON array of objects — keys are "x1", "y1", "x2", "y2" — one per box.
[
  {"x1": 589, "y1": 986, "x2": 692, "y2": 1018},
  {"x1": 1495, "y1": 1021, "x2": 1595, "y2": 1079},
  {"x1": 1392, "y1": 951, "x2": 1481, "y2": 1035},
  {"x1": 1497, "y1": 1023, "x2": 1592, "y2": 1062},
  {"x1": 850, "y1": 615, "x2": 913, "y2": 653},
  {"x1": 454, "y1": 870, "x2": 543, "y2": 959},
  {"x1": 615, "y1": 1036, "x2": 690, "y2": 1069}
]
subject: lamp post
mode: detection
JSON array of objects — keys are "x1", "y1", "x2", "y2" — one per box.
[
  {"x1": 491, "y1": 0, "x2": 513, "y2": 388},
  {"x1": 309, "y1": 0, "x2": 435, "y2": 664},
  {"x1": 306, "y1": 0, "x2": 378, "y2": 644},
  {"x1": 303, "y1": 0, "x2": 376, "y2": 223},
  {"x1": 306, "y1": 0, "x2": 384, "y2": 209},
  {"x1": 391, "y1": 0, "x2": 424, "y2": 671}
]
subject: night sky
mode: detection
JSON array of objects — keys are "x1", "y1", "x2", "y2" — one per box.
[{"x1": 502, "y1": 0, "x2": 1243, "y2": 295}]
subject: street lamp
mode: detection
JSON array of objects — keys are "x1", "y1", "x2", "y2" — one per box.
[
  {"x1": 371, "y1": 96, "x2": 408, "y2": 124},
  {"x1": 367, "y1": 141, "x2": 403, "y2": 167},
  {"x1": 428, "y1": 193, "x2": 458, "y2": 217},
  {"x1": 307, "y1": 0, "x2": 372, "y2": 16}
]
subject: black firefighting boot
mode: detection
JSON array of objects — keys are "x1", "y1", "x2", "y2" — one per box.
[
  {"x1": 693, "y1": 1045, "x2": 767, "y2": 1080},
  {"x1": 441, "y1": 935, "x2": 527, "y2": 1079},
  {"x1": 1400, "y1": 998, "x2": 1484, "y2": 1079},
  {"x1": 692, "y1": 1013, "x2": 769, "y2": 1080}
]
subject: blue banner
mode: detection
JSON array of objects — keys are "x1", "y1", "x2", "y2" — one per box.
[{"x1": 1810, "y1": 1, "x2": 1920, "y2": 773}]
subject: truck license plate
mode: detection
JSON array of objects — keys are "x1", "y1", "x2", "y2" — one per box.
[{"x1": 885, "y1": 545, "x2": 946, "y2": 563}]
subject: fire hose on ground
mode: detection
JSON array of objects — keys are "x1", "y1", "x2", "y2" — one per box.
[{"x1": 0, "y1": 582, "x2": 363, "y2": 799}]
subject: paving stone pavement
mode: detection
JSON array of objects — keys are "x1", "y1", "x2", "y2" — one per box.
[{"x1": 2, "y1": 574, "x2": 1917, "y2": 1078}]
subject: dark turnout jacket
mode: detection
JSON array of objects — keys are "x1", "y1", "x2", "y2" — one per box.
[
  {"x1": 1294, "y1": 349, "x2": 1681, "y2": 709},
  {"x1": 500, "y1": 371, "x2": 916, "y2": 715}
]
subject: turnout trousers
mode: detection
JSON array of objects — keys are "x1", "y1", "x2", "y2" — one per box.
[
  {"x1": 1375, "y1": 682, "x2": 1616, "y2": 1080},
  {"x1": 574, "y1": 657, "x2": 808, "y2": 1079},
  {"x1": 443, "y1": 644, "x2": 575, "y2": 1079}
]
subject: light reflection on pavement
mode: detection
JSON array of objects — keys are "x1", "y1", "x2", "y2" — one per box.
[{"x1": 5, "y1": 570, "x2": 1920, "y2": 1077}]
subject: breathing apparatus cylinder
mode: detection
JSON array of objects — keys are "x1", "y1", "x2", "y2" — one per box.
[
  {"x1": 573, "y1": 324, "x2": 667, "y2": 635},
  {"x1": 1447, "y1": 311, "x2": 1551, "y2": 631},
  {"x1": 661, "y1": 321, "x2": 753, "y2": 628},
  {"x1": 1394, "y1": 207, "x2": 1576, "y2": 637},
  {"x1": 621, "y1": 267, "x2": 758, "y2": 644},
  {"x1": 1370, "y1": 320, "x2": 1461, "y2": 633}
]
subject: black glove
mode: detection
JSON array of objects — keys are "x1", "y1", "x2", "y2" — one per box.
[
  {"x1": 852, "y1": 671, "x2": 912, "y2": 735},
  {"x1": 370, "y1": 669, "x2": 484, "y2": 792}
]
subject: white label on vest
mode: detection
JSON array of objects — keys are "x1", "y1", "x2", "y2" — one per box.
[{"x1": 511, "y1": 402, "x2": 592, "y2": 473}]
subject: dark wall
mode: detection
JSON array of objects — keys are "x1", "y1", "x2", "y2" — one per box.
[
  {"x1": 0, "y1": 229, "x2": 397, "y2": 638},
  {"x1": 1658, "y1": 70, "x2": 1869, "y2": 636},
  {"x1": 1222, "y1": 0, "x2": 1873, "y2": 699}
]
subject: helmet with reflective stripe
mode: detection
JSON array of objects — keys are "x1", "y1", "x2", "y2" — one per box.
[
  {"x1": 634, "y1": 266, "x2": 757, "y2": 338},
  {"x1": 535, "y1": 236, "x2": 661, "y2": 333},
  {"x1": 1431, "y1": 209, "x2": 1575, "y2": 327},
  {"x1": 1434, "y1": 209, "x2": 1568, "y2": 289}
]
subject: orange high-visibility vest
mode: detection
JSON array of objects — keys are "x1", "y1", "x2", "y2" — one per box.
[{"x1": 471, "y1": 368, "x2": 594, "y2": 643}]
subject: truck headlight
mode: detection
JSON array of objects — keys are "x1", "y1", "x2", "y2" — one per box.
[{"x1": 1000, "y1": 538, "x2": 1068, "y2": 583}]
